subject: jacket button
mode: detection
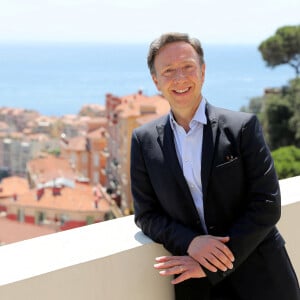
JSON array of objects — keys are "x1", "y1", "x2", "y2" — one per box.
[{"x1": 209, "y1": 225, "x2": 215, "y2": 230}]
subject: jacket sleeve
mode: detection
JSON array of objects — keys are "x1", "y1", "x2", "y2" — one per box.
[
  {"x1": 206, "y1": 115, "x2": 281, "y2": 285},
  {"x1": 130, "y1": 129, "x2": 199, "y2": 255}
]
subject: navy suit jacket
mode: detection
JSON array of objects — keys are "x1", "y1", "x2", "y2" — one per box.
[{"x1": 130, "y1": 102, "x2": 299, "y2": 299}]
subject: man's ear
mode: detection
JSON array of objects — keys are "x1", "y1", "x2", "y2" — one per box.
[
  {"x1": 201, "y1": 64, "x2": 206, "y2": 81},
  {"x1": 152, "y1": 74, "x2": 161, "y2": 91}
]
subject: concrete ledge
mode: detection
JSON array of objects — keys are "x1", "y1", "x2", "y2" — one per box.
[
  {"x1": 277, "y1": 175, "x2": 300, "y2": 274},
  {"x1": 277, "y1": 201, "x2": 300, "y2": 275},
  {"x1": 0, "y1": 176, "x2": 300, "y2": 299},
  {"x1": 0, "y1": 216, "x2": 174, "y2": 300}
]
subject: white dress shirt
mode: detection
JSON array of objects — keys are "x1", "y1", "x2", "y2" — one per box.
[{"x1": 169, "y1": 98, "x2": 208, "y2": 233}]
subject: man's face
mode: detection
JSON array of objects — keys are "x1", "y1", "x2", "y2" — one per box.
[{"x1": 152, "y1": 41, "x2": 205, "y2": 115}]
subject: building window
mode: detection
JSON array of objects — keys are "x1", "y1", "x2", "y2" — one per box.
[
  {"x1": 93, "y1": 153, "x2": 99, "y2": 167},
  {"x1": 93, "y1": 171, "x2": 99, "y2": 184},
  {"x1": 35, "y1": 211, "x2": 45, "y2": 224},
  {"x1": 70, "y1": 152, "x2": 77, "y2": 165},
  {"x1": 82, "y1": 152, "x2": 88, "y2": 164},
  {"x1": 18, "y1": 209, "x2": 25, "y2": 222},
  {"x1": 82, "y1": 169, "x2": 88, "y2": 177},
  {"x1": 86, "y1": 216, "x2": 94, "y2": 225}
]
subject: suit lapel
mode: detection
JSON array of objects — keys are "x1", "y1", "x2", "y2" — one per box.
[
  {"x1": 202, "y1": 103, "x2": 219, "y2": 200},
  {"x1": 156, "y1": 104, "x2": 219, "y2": 221},
  {"x1": 156, "y1": 117, "x2": 195, "y2": 205}
]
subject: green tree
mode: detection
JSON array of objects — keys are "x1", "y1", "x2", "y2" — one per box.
[
  {"x1": 258, "y1": 25, "x2": 300, "y2": 77},
  {"x1": 264, "y1": 94, "x2": 294, "y2": 150},
  {"x1": 287, "y1": 78, "x2": 300, "y2": 144},
  {"x1": 240, "y1": 97, "x2": 263, "y2": 115},
  {"x1": 241, "y1": 78, "x2": 300, "y2": 150},
  {"x1": 272, "y1": 146, "x2": 300, "y2": 179},
  {"x1": 240, "y1": 96, "x2": 264, "y2": 123}
]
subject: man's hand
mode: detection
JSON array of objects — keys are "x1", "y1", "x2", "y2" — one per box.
[
  {"x1": 187, "y1": 235, "x2": 235, "y2": 273},
  {"x1": 154, "y1": 255, "x2": 206, "y2": 284}
]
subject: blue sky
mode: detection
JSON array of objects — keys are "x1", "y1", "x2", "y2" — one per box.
[{"x1": 0, "y1": 0, "x2": 299, "y2": 44}]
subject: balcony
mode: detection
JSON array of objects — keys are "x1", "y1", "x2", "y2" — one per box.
[{"x1": 0, "y1": 176, "x2": 300, "y2": 300}]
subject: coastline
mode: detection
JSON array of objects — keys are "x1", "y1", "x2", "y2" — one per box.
[{"x1": 0, "y1": 43, "x2": 294, "y2": 116}]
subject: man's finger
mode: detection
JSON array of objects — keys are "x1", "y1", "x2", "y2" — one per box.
[
  {"x1": 211, "y1": 248, "x2": 234, "y2": 269},
  {"x1": 197, "y1": 257, "x2": 218, "y2": 272},
  {"x1": 158, "y1": 265, "x2": 184, "y2": 276},
  {"x1": 171, "y1": 273, "x2": 190, "y2": 284},
  {"x1": 155, "y1": 256, "x2": 171, "y2": 262},
  {"x1": 213, "y1": 236, "x2": 230, "y2": 243},
  {"x1": 215, "y1": 243, "x2": 235, "y2": 262}
]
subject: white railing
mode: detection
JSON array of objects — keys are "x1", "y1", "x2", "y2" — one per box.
[
  {"x1": 0, "y1": 215, "x2": 174, "y2": 300},
  {"x1": 0, "y1": 176, "x2": 299, "y2": 300}
]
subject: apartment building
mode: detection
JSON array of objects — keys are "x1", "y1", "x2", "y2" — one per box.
[
  {"x1": 1, "y1": 154, "x2": 112, "y2": 236},
  {"x1": 105, "y1": 91, "x2": 170, "y2": 214},
  {"x1": 0, "y1": 107, "x2": 40, "y2": 133},
  {"x1": 60, "y1": 127, "x2": 108, "y2": 186},
  {"x1": 0, "y1": 131, "x2": 58, "y2": 177},
  {"x1": 0, "y1": 95, "x2": 169, "y2": 233},
  {"x1": 78, "y1": 104, "x2": 106, "y2": 118},
  {"x1": 86, "y1": 127, "x2": 108, "y2": 186},
  {"x1": 1, "y1": 133, "x2": 34, "y2": 177}
]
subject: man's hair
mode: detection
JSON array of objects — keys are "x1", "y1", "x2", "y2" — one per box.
[{"x1": 147, "y1": 32, "x2": 205, "y2": 75}]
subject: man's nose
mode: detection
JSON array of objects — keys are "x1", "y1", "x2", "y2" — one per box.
[{"x1": 173, "y1": 68, "x2": 185, "y2": 80}]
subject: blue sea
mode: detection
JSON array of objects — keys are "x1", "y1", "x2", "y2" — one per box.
[{"x1": 0, "y1": 43, "x2": 295, "y2": 116}]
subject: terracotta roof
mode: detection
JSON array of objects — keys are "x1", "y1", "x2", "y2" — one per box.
[
  {"x1": 0, "y1": 107, "x2": 12, "y2": 114},
  {"x1": 136, "y1": 114, "x2": 165, "y2": 125},
  {"x1": 118, "y1": 94, "x2": 170, "y2": 119},
  {"x1": 81, "y1": 104, "x2": 105, "y2": 110},
  {"x1": 35, "y1": 115, "x2": 57, "y2": 123},
  {"x1": 119, "y1": 108, "x2": 140, "y2": 118},
  {"x1": 0, "y1": 122, "x2": 9, "y2": 130},
  {"x1": 11, "y1": 108, "x2": 25, "y2": 116},
  {"x1": 6, "y1": 132, "x2": 24, "y2": 139},
  {"x1": 25, "y1": 133, "x2": 49, "y2": 142},
  {"x1": 0, "y1": 177, "x2": 29, "y2": 198},
  {"x1": 27, "y1": 155, "x2": 75, "y2": 183},
  {"x1": 1, "y1": 183, "x2": 110, "y2": 213},
  {"x1": 86, "y1": 118, "x2": 108, "y2": 129},
  {"x1": 87, "y1": 127, "x2": 107, "y2": 139},
  {"x1": 87, "y1": 117, "x2": 107, "y2": 123},
  {"x1": 0, "y1": 217, "x2": 56, "y2": 245},
  {"x1": 65, "y1": 136, "x2": 87, "y2": 151},
  {"x1": 60, "y1": 115, "x2": 91, "y2": 124}
]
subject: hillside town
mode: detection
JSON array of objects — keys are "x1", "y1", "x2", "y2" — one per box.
[{"x1": 0, "y1": 91, "x2": 170, "y2": 245}]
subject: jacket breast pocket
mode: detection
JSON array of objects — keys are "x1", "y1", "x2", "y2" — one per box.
[
  {"x1": 212, "y1": 157, "x2": 243, "y2": 187},
  {"x1": 215, "y1": 157, "x2": 240, "y2": 169}
]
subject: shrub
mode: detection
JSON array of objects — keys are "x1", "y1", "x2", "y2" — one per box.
[{"x1": 272, "y1": 145, "x2": 300, "y2": 179}]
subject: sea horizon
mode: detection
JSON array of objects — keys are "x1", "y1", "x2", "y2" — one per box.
[{"x1": 0, "y1": 42, "x2": 295, "y2": 117}]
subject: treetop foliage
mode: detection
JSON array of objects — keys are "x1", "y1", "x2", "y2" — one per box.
[
  {"x1": 272, "y1": 146, "x2": 300, "y2": 179},
  {"x1": 258, "y1": 25, "x2": 300, "y2": 77},
  {"x1": 241, "y1": 78, "x2": 300, "y2": 150},
  {"x1": 242, "y1": 25, "x2": 300, "y2": 179}
]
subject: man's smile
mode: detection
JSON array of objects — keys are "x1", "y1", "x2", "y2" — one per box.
[{"x1": 173, "y1": 87, "x2": 191, "y2": 94}]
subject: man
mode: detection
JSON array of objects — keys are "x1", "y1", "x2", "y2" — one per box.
[{"x1": 130, "y1": 32, "x2": 300, "y2": 299}]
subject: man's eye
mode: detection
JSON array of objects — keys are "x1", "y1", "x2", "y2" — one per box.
[
  {"x1": 184, "y1": 65, "x2": 194, "y2": 71},
  {"x1": 164, "y1": 69, "x2": 174, "y2": 75},
  {"x1": 164, "y1": 69, "x2": 174, "y2": 74}
]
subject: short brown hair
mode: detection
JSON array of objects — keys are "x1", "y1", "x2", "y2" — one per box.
[{"x1": 147, "y1": 32, "x2": 205, "y2": 75}]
